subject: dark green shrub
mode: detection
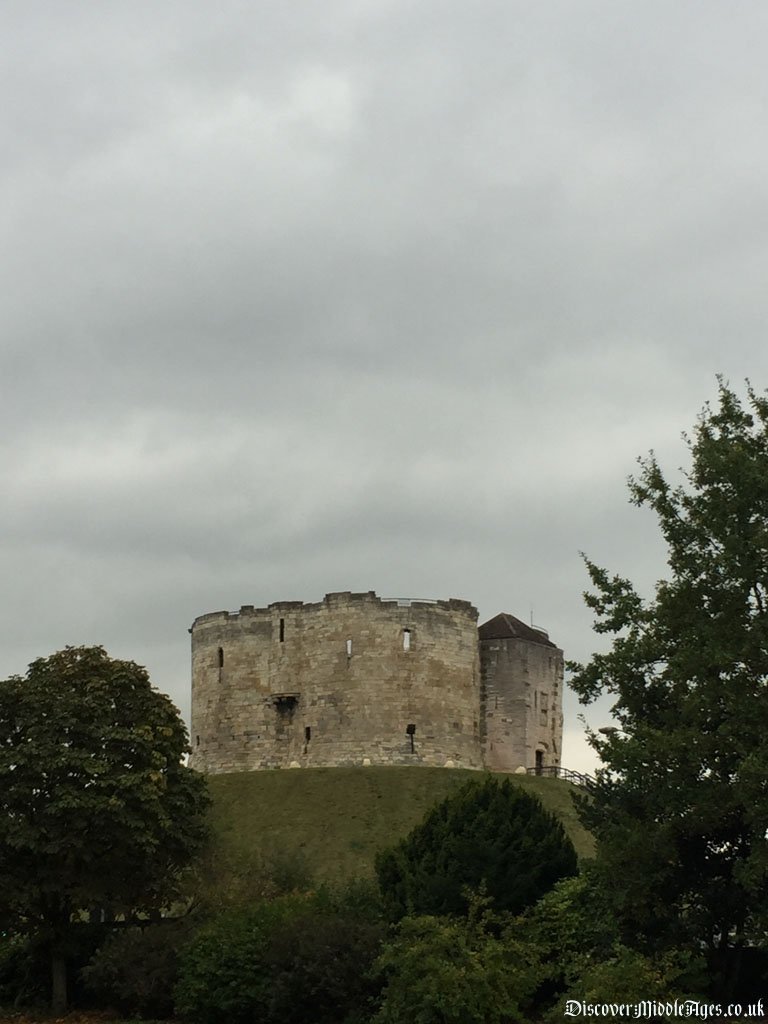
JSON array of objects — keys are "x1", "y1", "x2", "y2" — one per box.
[
  {"x1": 190, "y1": 840, "x2": 316, "y2": 911},
  {"x1": 321, "y1": 875, "x2": 387, "y2": 923},
  {"x1": 175, "y1": 891, "x2": 385, "y2": 1024},
  {"x1": 515, "y1": 871, "x2": 707, "y2": 1017},
  {"x1": 81, "y1": 918, "x2": 197, "y2": 1019},
  {"x1": 0, "y1": 923, "x2": 107, "y2": 1012},
  {"x1": 268, "y1": 908, "x2": 384, "y2": 1024},
  {"x1": 518, "y1": 870, "x2": 618, "y2": 1001},
  {"x1": 175, "y1": 901, "x2": 292, "y2": 1024},
  {"x1": 0, "y1": 932, "x2": 48, "y2": 1010},
  {"x1": 373, "y1": 902, "x2": 538, "y2": 1024},
  {"x1": 375, "y1": 776, "x2": 578, "y2": 919}
]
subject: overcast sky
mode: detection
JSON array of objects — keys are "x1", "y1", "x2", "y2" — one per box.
[{"x1": 4, "y1": 1, "x2": 768, "y2": 775}]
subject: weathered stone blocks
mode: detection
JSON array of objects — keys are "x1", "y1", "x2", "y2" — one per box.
[{"x1": 190, "y1": 592, "x2": 563, "y2": 775}]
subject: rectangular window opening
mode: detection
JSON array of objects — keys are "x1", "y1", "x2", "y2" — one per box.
[
  {"x1": 406, "y1": 723, "x2": 416, "y2": 753},
  {"x1": 305, "y1": 726, "x2": 311, "y2": 743},
  {"x1": 196, "y1": 735, "x2": 200, "y2": 746},
  {"x1": 217, "y1": 647, "x2": 224, "y2": 668},
  {"x1": 403, "y1": 628, "x2": 411, "y2": 651},
  {"x1": 279, "y1": 618, "x2": 285, "y2": 642},
  {"x1": 346, "y1": 638, "x2": 352, "y2": 656}
]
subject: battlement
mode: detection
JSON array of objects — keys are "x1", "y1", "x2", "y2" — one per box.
[{"x1": 191, "y1": 592, "x2": 477, "y2": 632}]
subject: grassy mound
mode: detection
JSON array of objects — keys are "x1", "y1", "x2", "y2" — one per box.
[{"x1": 205, "y1": 766, "x2": 594, "y2": 885}]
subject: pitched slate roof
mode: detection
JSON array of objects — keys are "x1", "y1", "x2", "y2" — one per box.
[{"x1": 478, "y1": 612, "x2": 557, "y2": 648}]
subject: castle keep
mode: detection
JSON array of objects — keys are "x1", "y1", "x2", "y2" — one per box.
[{"x1": 190, "y1": 591, "x2": 563, "y2": 775}]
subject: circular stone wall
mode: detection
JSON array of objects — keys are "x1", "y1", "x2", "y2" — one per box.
[{"x1": 190, "y1": 591, "x2": 482, "y2": 773}]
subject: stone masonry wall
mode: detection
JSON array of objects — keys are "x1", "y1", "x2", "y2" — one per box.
[
  {"x1": 480, "y1": 635, "x2": 564, "y2": 773},
  {"x1": 190, "y1": 591, "x2": 482, "y2": 773}
]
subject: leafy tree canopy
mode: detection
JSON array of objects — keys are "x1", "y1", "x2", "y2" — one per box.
[
  {"x1": 375, "y1": 775, "x2": 577, "y2": 920},
  {"x1": 0, "y1": 645, "x2": 210, "y2": 1011},
  {"x1": 569, "y1": 380, "x2": 768, "y2": 996},
  {"x1": 175, "y1": 890, "x2": 384, "y2": 1024},
  {"x1": 372, "y1": 901, "x2": 538, "y2": 1024},
  {"x1": 518, "y1": 871, "x2": 706, "y2": 1015}
]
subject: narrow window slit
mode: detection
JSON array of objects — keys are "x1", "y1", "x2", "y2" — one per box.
[
  {"x1": 406, "y1": 723, "x2": 416, "y2": 753},
  {"x1": 217, "y1": 647, "x2": 224, "y2": 668},
  {"x1": 403, "y1": 628, "x2": 411, "y2": 651}
]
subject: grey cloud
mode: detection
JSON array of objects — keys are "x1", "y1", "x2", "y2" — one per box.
[{"x1": 3, "y1": 1, "x2": 768, "y2": 773}]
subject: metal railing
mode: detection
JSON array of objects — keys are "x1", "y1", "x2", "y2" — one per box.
[{"x1": 526, "y1": 765, "x2": 595, "y2": 788}]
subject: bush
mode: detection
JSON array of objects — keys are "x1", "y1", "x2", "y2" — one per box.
[
  {"x1": 373, "y1": 898, "x2": 538, "y2": 1024},
  {"x1": 559, "y1": 945, "x2": 702, "y2": 1006},
  {"x1": 518, "y1": 870, "x2": 618, "y2": 1000},
  {"x1": 0, "y1": 923, "x2": 107, "y2": 1012},
  {"x1": 375, "y1": 776, "x2": 578, "y2": 920},
  {"x1": 0, "y1": 932, "x2": 48, "y2": 1010},
  {"x1": 175, "y1": 901, "x2": 289, "y2": 1024},
  {"x1": 175, "y1": 890, "x2": 385, "y2": 1024},
  {"x1": 517, "y1": 871, "x2": 707, "y2": 1017},
  {"x1": 267, "y1": 907, "x2": 384, "y2": 1024},
  {"x1": 190, "y1": 840, "x2": 316, "y2": 911},
  {"x1": 82, "y1": 918, "x2": 198, "y2": 1019}
]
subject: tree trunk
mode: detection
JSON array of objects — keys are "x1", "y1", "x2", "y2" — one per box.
[
  {"x1": 722, "y1": 942, "x2": 744, "y2": 1002},
  {"x1": 51, "y1": 950, "x2": 67, "y2": 1015}
]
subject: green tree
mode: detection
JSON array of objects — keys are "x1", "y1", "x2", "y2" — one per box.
[
  {"x1": 175, "y1": 899, "x2": 296, "y2": 1024},
  {"x1": 0, "y1": 645, "x2": 209, "y2": 1013},
  {"x1": 518, "y1": 871, "x2": 705, "y2": 1017},
  {"x1": 372, "y1": 893, "x2": 538, "y2": 1024},
  {"x1": 375, "y1": 776, "x2": 577, "y2": 920},
  {"x1": 175, "y1": 890, "x2": 384, "y2": 1024},
  {"x1": 81, "y1": 918, "x2": 198, "y2": 1020},
  {"x1": 570, "y1": 380, "x2": 768, "y2": 997}
]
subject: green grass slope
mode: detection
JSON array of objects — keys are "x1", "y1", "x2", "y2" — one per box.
[{"x1": 206, "y1": 766, "x2": 594, "y2": 885}]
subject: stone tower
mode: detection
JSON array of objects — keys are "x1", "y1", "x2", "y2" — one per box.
[
  {"x1": 190, "y1": 591, "x2": 482, "y2": 773},
  {"x1": 190, "y1": 591, "x2": 563, "y2": 775},
  {"x1": 479, "y1": 613, "x2": 564, "y2": 773}
]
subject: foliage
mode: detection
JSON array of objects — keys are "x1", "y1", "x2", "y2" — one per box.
[
  {"x1": 518, "y1": 871, "x2": 619, "y2": 998},
  {"x1": 175, "y1": 889, "x2": 385, "y2": 1024},
  {"x1": 559, "y1": 946, "x2": 701, "y2": 1006},
  {"x1": 0, "y1": 932, "x2": 47, "y2": 1010},
  {"x1": 266, "y1": 906, "x2": 385, "y2": 1024},
  {"x1": 0, "y1": 923, "x2": 111, "y2": 1014},
  {"x1": 569, "y1": 380, "x2": 768, "y2": 996},
  {"x1": 372, "y1": 892, "x2": 538, "y2": 1024},
  {"x1": 81, "y1": 918, "x2": 197, "y2": 1019},
  {"x1": 189, "y1": 839, "x2": 316, "y2": 912},
  {"x1": 375, "y1": 775, "x2": 577, "y2": 919},
  {"x1": 175, "y1": 900, "x2": 295, "y2": 1024},
  {"x1": 518, "y1": 872, "x2": 705, "y2": 1017},
  {"x1": 0, "y1": 646, "x2": 210, "y2": 1011}
]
